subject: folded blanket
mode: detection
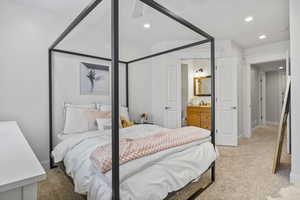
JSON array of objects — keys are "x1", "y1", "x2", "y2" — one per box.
[{"x1": 90, "y1": 126, "x2": 210, "y2": 173}]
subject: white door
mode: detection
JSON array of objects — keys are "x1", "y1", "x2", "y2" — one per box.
[
  {"x1": 215, "y1": 58, "x2": 238, "y2": 146},
  {"x1": 163, "y1": 60, "x2": 181, "y2": 128}
]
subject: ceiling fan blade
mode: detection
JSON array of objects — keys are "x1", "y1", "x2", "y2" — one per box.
[
  {"x1": 165, "y1": 0, "x2": 205, "y2": 11},
  {"x1": 132, "y1": 0, "x2": 145, "y2": 18}
]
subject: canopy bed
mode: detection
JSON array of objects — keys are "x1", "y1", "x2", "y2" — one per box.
[{"x1": 48, "y1": 0, "x2": 216, "y2": 199}]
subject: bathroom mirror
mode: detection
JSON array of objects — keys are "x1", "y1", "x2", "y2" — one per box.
[{"x1": 194, "y1": 76, "x2": 211, "y2": 96}]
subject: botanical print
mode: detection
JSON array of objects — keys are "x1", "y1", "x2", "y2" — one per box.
[{"x1": 80, "y1": 62, "x2": 109, "y2": 95}]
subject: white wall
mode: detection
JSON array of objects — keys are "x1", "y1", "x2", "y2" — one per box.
[
  {"x1": 245, "y1": 41, "x2": 290, "y2": 62},
  {"x1": 0, "y1": 0, "x2": 150, "y2": 168},
  {"x1": 290, "y1": 0, "x2": 300, "y2": 184},
  {"x1": 128, "y1": 59, "x2": 152, "y2": 122},
  {"x1": 52, "y1": 53, "x2": 127, "y2": 145},
  {"x1": 0, "y1": 1, "x2": 68, "y2": 167}
]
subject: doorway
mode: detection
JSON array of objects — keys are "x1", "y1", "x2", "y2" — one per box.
[
  {"x1": 180, "y1": 58, "x2": 211, "y2": 127},
  {"x1": 250, "y1": 59, "x2": 286, "y2": 129}
]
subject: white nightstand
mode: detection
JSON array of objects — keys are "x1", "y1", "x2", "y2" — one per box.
[{"x1": 0, "y1": 121, "x2": 46, "y2": 200}]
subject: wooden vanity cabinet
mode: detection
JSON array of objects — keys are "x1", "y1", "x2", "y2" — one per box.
[{"x1": 187, "y1": 106, "x2": 211, "y2": 130}]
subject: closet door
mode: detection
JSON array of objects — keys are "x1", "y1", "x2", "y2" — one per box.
[{"x1": 215, "y1": 57, "x2": 238, "y2": 146}]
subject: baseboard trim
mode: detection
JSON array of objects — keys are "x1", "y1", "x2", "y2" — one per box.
[
  {"x1": 251, "y1": 126, "x2": 259, "y2": 132},
  {"x1": 266, "y1": 121, "x2": 279, "y2": 126},
  {"x1": 290, "y1": 171, "x2": 300, "y2": 184},
  {"x1": 41, "y1": 160, "x2": 50, "y2": 170},
  {"x1": 243, "y1": 130, "x2": 251, "y2": 138},
  {"x1": 251, "y1": 125, "x2": 265, "y2": 132}
]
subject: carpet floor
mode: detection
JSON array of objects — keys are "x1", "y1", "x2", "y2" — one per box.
[
  {"x1": 267, "y1": 184, "x2": 300, "y2": 200},
  {"x1": 199, "y1": 125, "x2": 291, "y2": 200},
  {"x1": 38, "y1": 125, "x2": 291, "y2": 200}
]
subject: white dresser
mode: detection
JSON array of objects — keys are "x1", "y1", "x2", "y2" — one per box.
[{"x1": 0, "y1": 121, "x2": 46, "y2": 200}]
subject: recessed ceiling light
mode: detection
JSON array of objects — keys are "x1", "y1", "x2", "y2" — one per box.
[
  {"x1": 143, "y1": 23, "x2": 151, "y2": 29},
  {"x1": 279, "y1": 66, "x2": 284, "y2": 70},
  {"x1": 244, "y1": 16, "x2": 253, "y2": 22},
  {"x1": 259, "y1": 34, "x2": 267, "y2": 39}
]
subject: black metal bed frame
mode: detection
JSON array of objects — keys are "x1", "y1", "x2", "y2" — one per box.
[{"x1": 48, "y1": 0, "x2": 215, "y2": 199}]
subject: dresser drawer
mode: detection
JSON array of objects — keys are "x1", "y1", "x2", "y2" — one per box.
[
  {"x1": 200, "y1": 120, "x2": 211, "y2": 130},
  {"x1": 187, "y1": 111, "x2": 200, "y2": 120},
  {"x1": 188, "y1": 121, "x2": 201, "y2": 127},
  {"x1": 187, "y1": 106, "x2": 211, "y2": 130},
  {"x1": 200, "y1": 113, "x2": 211, "y2": 121},
  {"x1": 200, "y1": 124, "x2": 211, "y2": 130},
  {"x1": 187, "y1": 114, "x2": 200, "y2": 126},
  {"x1": 187, "y1": 106, "x2": 202, "y2": 112}
]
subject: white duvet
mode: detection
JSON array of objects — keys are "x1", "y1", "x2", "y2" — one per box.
[{"x1": 52, "y1": 125, "x2": 217, "y2": 200}]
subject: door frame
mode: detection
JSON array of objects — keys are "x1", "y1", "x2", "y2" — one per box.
[
  {"x1": 259, "y1": 71, "x2": 266, "y2": 125},
  {"x1": 245, "y1": 54, "x2": 287, "y2": 138}
]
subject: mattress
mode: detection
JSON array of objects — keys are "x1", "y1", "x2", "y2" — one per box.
[{"x1": 52, "y1": 125, "x2": 217, "y2": 200}]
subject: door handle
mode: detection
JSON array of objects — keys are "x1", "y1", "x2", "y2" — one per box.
[
  {"x1": 231, "y1": 106, "x2": 237, "y2": 110},
  {"x1": 165, "y1": 106, "x2": 171, "y2": 110}
]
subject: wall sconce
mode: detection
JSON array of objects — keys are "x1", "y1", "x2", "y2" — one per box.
[
  {"x1": 195, "y1": 68, "x2": 203, "y2": 73},
  {"x1": 194, "y1": 68, "x2": 206, "y2": 77}
]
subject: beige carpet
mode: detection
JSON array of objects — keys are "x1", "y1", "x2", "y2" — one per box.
[
  {"x1": 38, "y1": 125, "x2": 291, "y2": 200},
  {"x1": 267, "y1": 185, "x2": 300, "y2": 200},
  {"x1": 199, "y1": 125, "x2": 291, "y2": 200}
]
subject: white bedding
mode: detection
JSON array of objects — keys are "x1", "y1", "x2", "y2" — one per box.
[
  {"x1": 52, "y1": 125, "x2": 217, "y2": 200},
  {"x1": 57, "y1": 131, "x2": 99, "y2": 142}
]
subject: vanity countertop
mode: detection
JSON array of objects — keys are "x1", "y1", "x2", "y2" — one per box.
[{"x1": 188, "y1": 105, "x2": 211, "y2": 108}]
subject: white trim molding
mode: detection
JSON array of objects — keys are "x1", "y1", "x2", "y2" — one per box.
[
  {"x1": 290, "y1": 171, "x2": 300, "y2": 184},
  {"x1": 266, "y1": 121, "x2": 279, "y2": 126},
  {"x1": 40, "y1": 160, "x2": 50, "y2": 170}
]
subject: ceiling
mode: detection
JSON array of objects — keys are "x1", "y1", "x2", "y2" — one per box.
[
  {"x1": 252, "y1": 60, "x2": 286, "y2": 72},
  {"x1": 14, "y1": 0, "x2": 289, "y2": 49}
]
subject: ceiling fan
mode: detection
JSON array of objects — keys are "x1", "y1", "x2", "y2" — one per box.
[
  {"x1": 132, "y1": 0, "x2": 145, "y2": 19},
  {"x1": 131, "y1": 0, "x2": 201, "y2": 19}
]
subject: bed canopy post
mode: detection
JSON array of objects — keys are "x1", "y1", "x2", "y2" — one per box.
[
  {"x1": 210, "y1": 38, "x2": 216, "y2": 182},
  {"x1": 126, "y1": 63, "x2": 129, "y2": 108},
  {"x1": 111, "y1": 0, "x2": 120, "y2": 199},
  {"x1": 49, "y1": 0, "x2": 216, "y2": 198},
  {"x1": 48, "y1": 49, "x2": 54, "y2": 169}
]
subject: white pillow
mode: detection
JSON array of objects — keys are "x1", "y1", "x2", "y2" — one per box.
[
  {"x1": 96, "y1": 114, "x2": 123, "y2": 131},
  {"x1": 96, "y1": 118, "x2": 112, "y2": 131},
  {"x1": 64, "y1": 103, "x2": 96, "y2": 109},
  {"x1": 98, "y1": 104, "x2": 130, "y2": 122},
  {"x1": 63, "y1": 104, "x2": 95, "y2": 124},
  {"x1": 63, "y1": 107, "x2": 92, "y2": 134}
]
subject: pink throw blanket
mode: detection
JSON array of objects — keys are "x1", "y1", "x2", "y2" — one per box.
[{"x1": 90, "y1": 126, "x2": 210, "y2": 173}]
